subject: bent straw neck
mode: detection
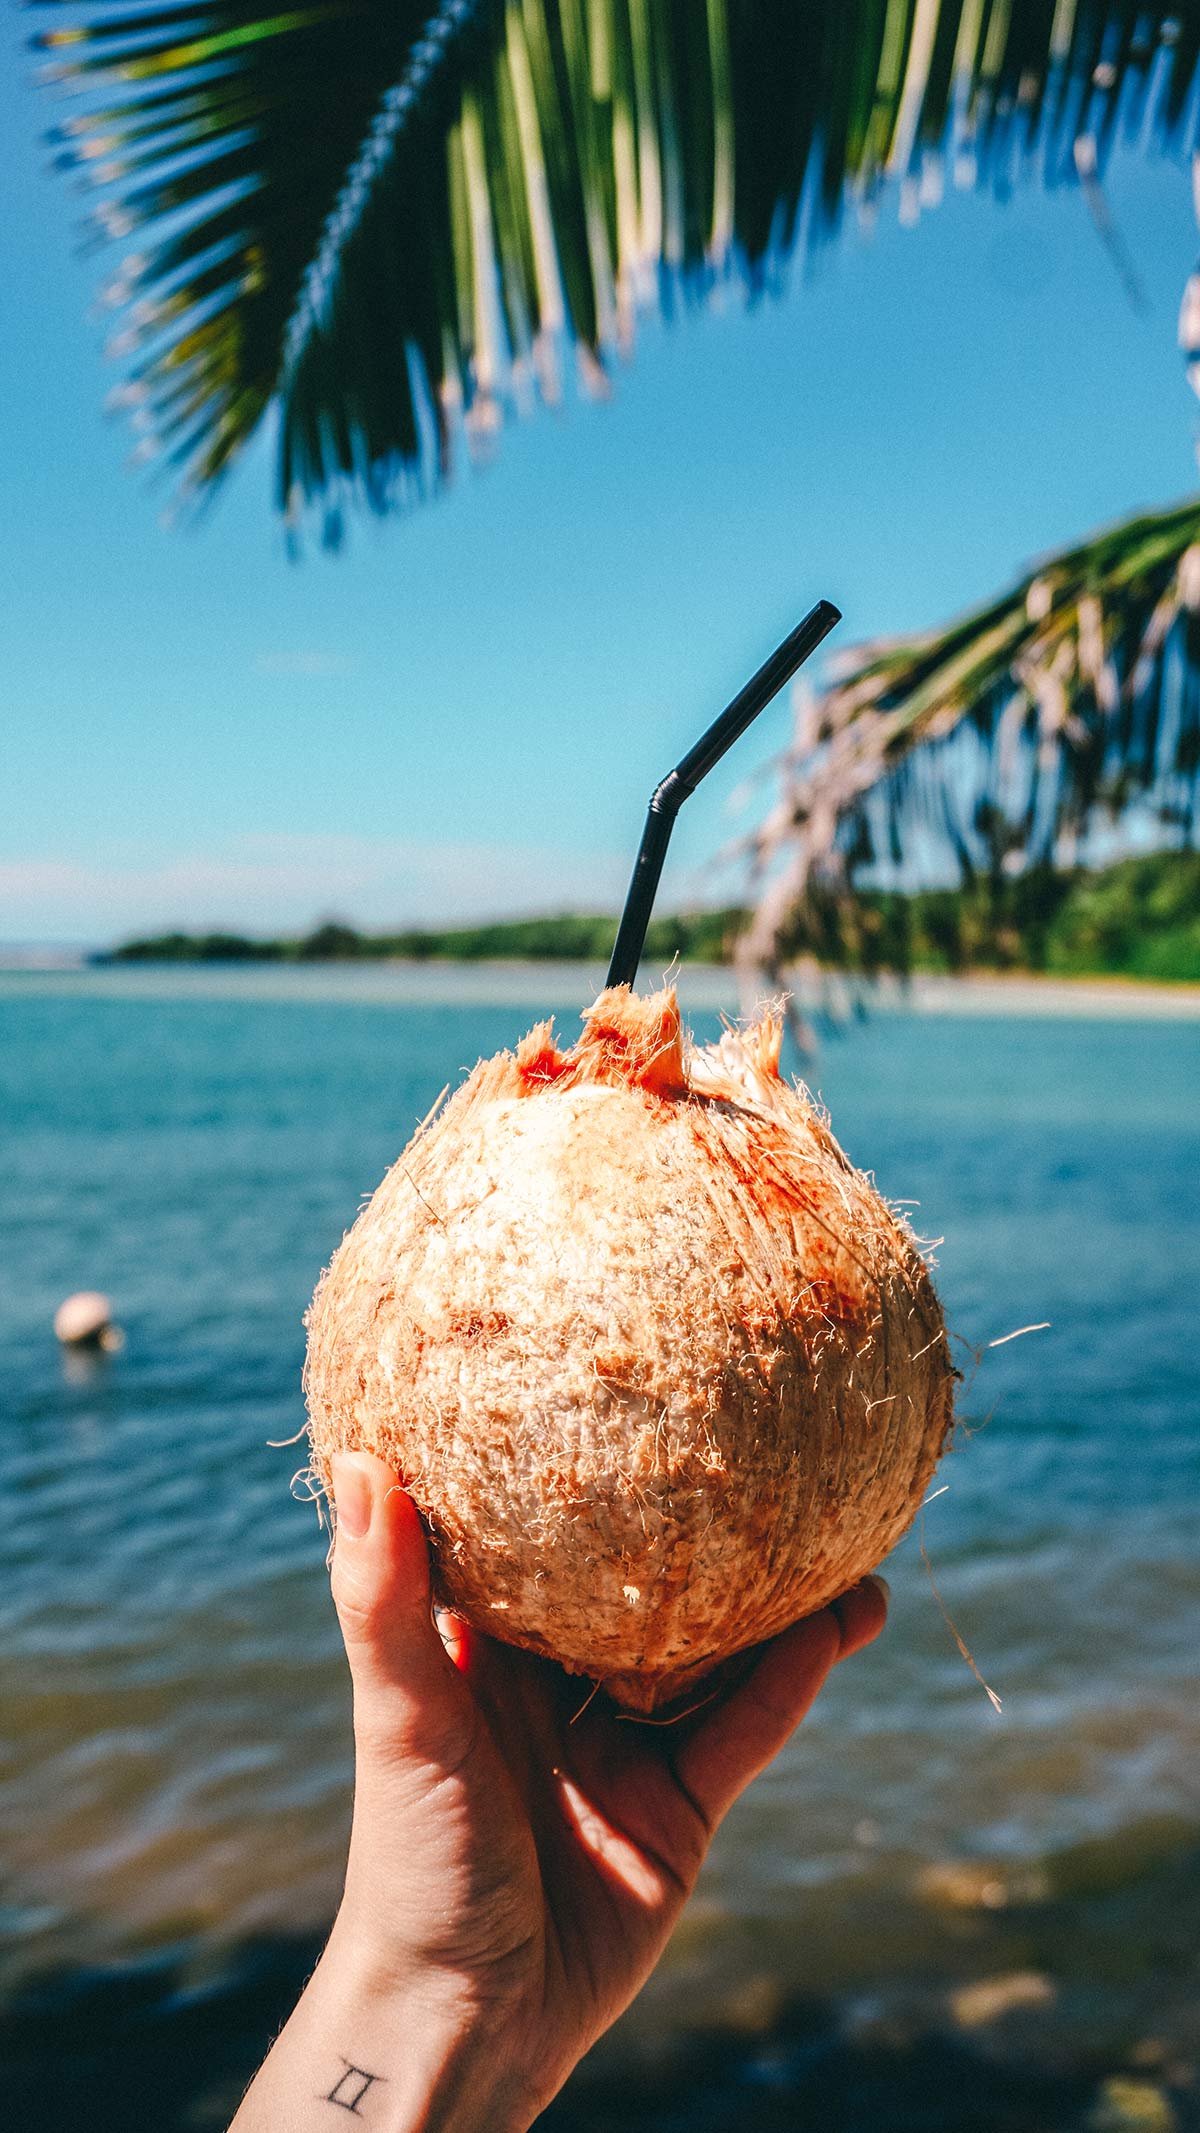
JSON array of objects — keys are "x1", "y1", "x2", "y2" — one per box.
[{"x1": 605, "y1": 600, "x2": 841, "y2": 991}]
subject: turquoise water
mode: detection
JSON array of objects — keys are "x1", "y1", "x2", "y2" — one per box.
[{"x1": 2, "y1": 967, "x2": 1198, "y2": 2119}]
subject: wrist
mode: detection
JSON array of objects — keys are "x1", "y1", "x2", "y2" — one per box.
[
  {"x1": 308, "y1": 1912, "x2": 541, "y2": 2133},
  {"x1": 229, "y1": 1913, "x2": 542, "y2": 2133}
]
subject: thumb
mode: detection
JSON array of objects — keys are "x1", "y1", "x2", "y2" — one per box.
[{"x1": 329, "y1": 1451, "x2": 471, "y2": 1761}]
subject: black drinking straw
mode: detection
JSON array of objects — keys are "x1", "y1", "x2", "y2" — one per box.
[{"x1": 605, "y1": 599, "x2": 842, "y2": 990}]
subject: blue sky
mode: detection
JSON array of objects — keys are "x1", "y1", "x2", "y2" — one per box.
[{"x1": 4, "y1": 46, "x2": 1200, "y2": 945}]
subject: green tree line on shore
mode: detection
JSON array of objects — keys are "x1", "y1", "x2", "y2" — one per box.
[
  {"x1": 102, "y1": 851, "x2": 1200, "y2": 982},
  {"x1": 102, "y1": 907, "x2": 740, "y2": 969}
]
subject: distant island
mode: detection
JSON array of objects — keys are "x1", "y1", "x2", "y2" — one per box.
[
  {"x1": 100, "y1": 908, "x2": 743, "y2": 968},
  {"x1": 100, "y1": 849, "x2": 1199, "y2": 983}
]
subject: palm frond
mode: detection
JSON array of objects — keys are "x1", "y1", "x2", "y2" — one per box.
[
  {"x1": 36, "y1": 0, "x2": 1200, "y2": 528},
  {"x1": 737, "y1": 496, "x2": 1200, "y2": 995},
  {"x1": 36, "y1": 0, "x2": 440, "y2": 502}
]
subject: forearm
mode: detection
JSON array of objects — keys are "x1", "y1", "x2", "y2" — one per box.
[
  {"x1": 228, "y1": 1918, "x2": 537, "y2": 2133},
  {"x1": 244, "y1": 1459, "x2": 887, "y2": 2133}
]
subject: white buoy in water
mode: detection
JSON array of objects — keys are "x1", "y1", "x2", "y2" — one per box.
[{"x1": 54, "y1": 1292, "x2": 124, "y2": 1352}]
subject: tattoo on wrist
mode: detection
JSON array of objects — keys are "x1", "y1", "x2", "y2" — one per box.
[{"x1": 324, "y1": 2060, "x2": 385, "y2": 2115}]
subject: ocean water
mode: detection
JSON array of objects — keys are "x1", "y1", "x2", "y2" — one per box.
[{"x1": 2, "y1": 967, "x2": 1198, "y2": 2126}]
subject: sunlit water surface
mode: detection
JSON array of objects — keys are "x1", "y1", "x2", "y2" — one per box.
[{"x1": 2, "y1": 966, "x2": 1197, "y2": 2048}]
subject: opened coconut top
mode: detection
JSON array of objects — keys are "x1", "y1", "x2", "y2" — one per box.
[{"x1": 490, "y1": 984, "x2": 787, "y2": 1110}]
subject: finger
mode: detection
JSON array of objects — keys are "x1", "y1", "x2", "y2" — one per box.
[
  {"x1": 329, "y1": 1452, "x2": 471, "y2": 1757},
  {"x1": 671, "y1": 1608, "x2": 842, "y2": 1833},
  {"x1": 832, "y1": 1573, "x2": 889, "y2": 1662}
]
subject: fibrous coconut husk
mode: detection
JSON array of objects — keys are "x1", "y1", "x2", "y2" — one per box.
[{"x1": 306, "y1": 986, "x2": 955, "y2": 1712}]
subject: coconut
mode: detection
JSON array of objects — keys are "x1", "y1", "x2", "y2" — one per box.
[{"x1": 305, "y1": 986, "x2": 954, "y2": 1712}]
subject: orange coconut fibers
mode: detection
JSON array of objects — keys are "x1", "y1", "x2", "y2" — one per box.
[{"x1": 305, "y1": 987, "x2": 955, "y2": 1711}]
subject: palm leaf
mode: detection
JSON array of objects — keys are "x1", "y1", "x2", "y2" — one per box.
[
  {"x1": 737, "y1": 496, "x2": 1200, "y2": 996},
  {"x1": 35, "y1": 0, "x2": 1200, "y2": 529}
]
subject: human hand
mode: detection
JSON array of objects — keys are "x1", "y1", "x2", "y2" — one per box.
[{"x1": 230, "y1": 1453, "x2": 887, "y2": 2132}]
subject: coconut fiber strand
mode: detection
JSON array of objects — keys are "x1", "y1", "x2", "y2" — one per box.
[{"x1": 306, "y1": 987, "x2": 955, "y2": 1712}]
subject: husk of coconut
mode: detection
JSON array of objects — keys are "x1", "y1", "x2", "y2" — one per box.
[{"x1": 305, "y1": 986, "x2": 955, "y2": 1712}]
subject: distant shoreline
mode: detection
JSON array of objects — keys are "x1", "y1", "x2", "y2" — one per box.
[
  {"x1": 3, "y1": 959, "x2": 1198, "y2": 1019},
  {"x1": 847, "y1": 968, "x2": 1200, "y2": 1018},
  {"x1": 12, "y1": 846, "x2": 1195, "y2": 986}
]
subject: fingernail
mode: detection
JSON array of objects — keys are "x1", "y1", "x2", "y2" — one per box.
[
  {"x1": 331, "y1": 1454, "x2": 372, "y2": 1540},
  {"x1": 866, "y1": 1573, "x2": 890, "y2": 1601}
]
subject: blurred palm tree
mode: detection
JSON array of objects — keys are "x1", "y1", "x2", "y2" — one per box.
[
  {"x1": 36, "y1": 0, "x2": 1200, "y2": 952},
  {"x1": 736, "y1": 497, "x2": 1200, "y2": 1003}
]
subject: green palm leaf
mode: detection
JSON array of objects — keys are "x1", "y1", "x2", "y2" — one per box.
[
  {"x1": 35, "y1": 0, "x2": 1200, "y2": 529},
  {"x1": 737, "y1": 497, "x2": 1200, "y2": 988}
]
